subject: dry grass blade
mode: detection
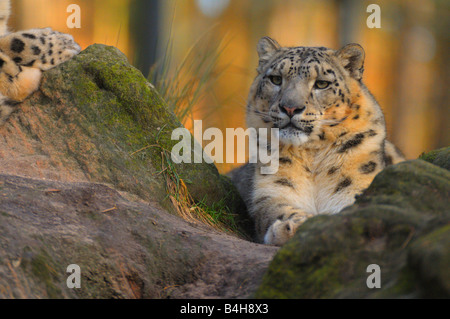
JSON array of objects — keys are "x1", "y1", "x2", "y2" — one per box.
[
  {"x1": 162, "y1": 153, "x2": 235, "y2": 233},
  {"x1": 128, "y1": 120, "x2": 241, "y2": 236},
  {"x1": 148, "y1": 25, "x2": 229, "y2": 125}
]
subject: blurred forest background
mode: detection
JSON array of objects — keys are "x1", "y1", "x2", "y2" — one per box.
[{"x1": 9, "y1": 0, "x2": 449, "y2": 173}]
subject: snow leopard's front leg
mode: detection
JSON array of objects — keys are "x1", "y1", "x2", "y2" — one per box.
[{"x1": 251, "y1": 169, "x2": 314, "y2": 246}]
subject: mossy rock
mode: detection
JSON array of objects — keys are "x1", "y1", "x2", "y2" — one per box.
[
  {"x1": 419, "y1": 146, "x2": 450, "y2": 170},
  {"x1": 4, "y1": 44, "x2": 251, "y2": 235},
  {"x1": 255, "y1": 147, "x2": 450, "y2": 298}
]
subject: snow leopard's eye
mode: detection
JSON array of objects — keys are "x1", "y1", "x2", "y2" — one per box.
[
  {"x1": 269, "y1": 75, "x2": 282, "y2": 86},
  {"x1": 314, "y1": 80, "x2": 330, "y2": 89}
]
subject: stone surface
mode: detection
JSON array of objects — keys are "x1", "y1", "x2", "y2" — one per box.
[{"x1": 0, "y1": 174, "x2": 277, "y2": 298}]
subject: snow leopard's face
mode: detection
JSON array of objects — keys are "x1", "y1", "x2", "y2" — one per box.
[{"x1": 247, "y1": 37, "x2": 365, "y2": 146}]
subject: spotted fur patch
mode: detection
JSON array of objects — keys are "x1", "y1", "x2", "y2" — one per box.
[
  {"x1": 359, "y1": 161, "x2": 377, "y2": 174},
  {"x1": 11, "y1": 38, "x2": 25, "y2": 53},
  {"x1": 275, "y1": 178, "x2": 295, "y2": 189},
  {"x1": 335, "y1": 177, "x2": 352, "y2": 193}
]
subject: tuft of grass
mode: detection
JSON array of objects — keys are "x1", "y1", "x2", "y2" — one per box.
[
  {"x1": 141, "y1": 25, "x2": 244, "y2": 236},
  {"x1": 194, "y1": 195, "x2": 245, "y2": 236},
  {"x1": 147, "y1": 27, "x2": 228, "y2": 126},
  {"x1": 130, "y1": 126, "x2": 245, "y2": 238}
]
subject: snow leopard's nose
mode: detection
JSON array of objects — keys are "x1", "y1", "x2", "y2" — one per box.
[{"x1": 280, "y1": 104, "x2": 305, "y2": 118}]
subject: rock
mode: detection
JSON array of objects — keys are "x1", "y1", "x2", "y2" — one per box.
[
  {"x1": 0, "y1": 44, "x2": 251, "y2": 235},
  {"x1": 419, "y1": 146, "x2": 450, "y2": 170},
  {"x1": 255, "y1": 147, "x2": 450, "y2": 298},
  {"x1": 0, "y1": 174, "x2": 277, "y2": 298}
]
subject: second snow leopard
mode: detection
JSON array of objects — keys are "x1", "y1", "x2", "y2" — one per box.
[{"x1": 0, "y1": 0, "x2": 80, "y2": 125}]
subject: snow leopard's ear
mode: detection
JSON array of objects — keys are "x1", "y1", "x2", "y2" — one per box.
[
  {"x1": 257, "y1": 37, "x2": 280, "y2": 70},
  {"x1": 335, "y1": 43, "x2": 365, "y2": 81}
]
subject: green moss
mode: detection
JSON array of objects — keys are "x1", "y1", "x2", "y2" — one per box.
[
  {"x1": 406, "y1": 225, "x2": 450, "y2": 298},
  {"x1": 359, "y1": 160, "x2": 450, "y2": 215},
  {"x1": 0, "y1": 211, "x2": 10, "y2": 217},
  {"x1": 420, "y1": 150, "x2": 439, "y2": 162},
  {"x1": 375, "y1": 267, "x2": 419, "y2": 298},
  {"x1": 27, "y1": 250, "x2": 61, "y2": 298},
  {"x1": 419, "y1": 146, "x2": 450, "y2": 170}
]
